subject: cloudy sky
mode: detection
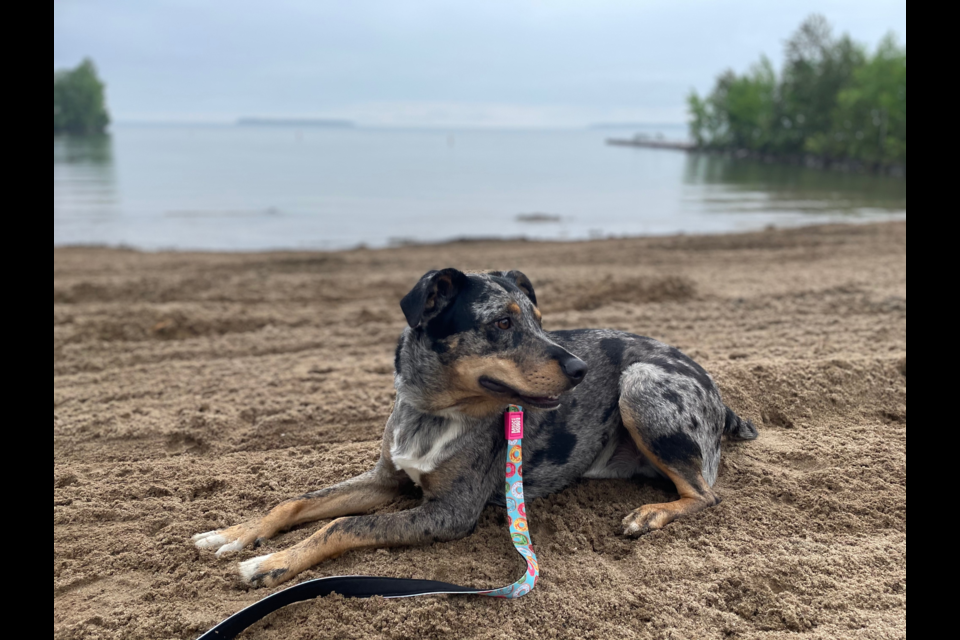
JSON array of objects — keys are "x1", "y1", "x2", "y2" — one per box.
[{"x1": 54, "y1": 0, "x2": 906, "y2": 128}]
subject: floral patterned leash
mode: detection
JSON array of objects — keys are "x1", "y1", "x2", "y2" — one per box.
[
  {"x1": 476, "y1": 404, "x2": 539, "y2": 598},
  {"x1": 198, "y1": 406, "x2": 538, "y2": 639}
]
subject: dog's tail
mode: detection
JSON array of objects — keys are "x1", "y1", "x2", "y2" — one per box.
[{"x1": 723, "y1": 406, "x2": 759, "y2": 441}]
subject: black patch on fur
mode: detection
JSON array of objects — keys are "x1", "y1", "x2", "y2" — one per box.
[
  {"x1": 600, "y1": 338, "x2": 625, "y2": 370},
  {"x1": 528, "y1": 412, "x2": 578, "y2": 467},
  {"x1": 661, "y1": 388, "x2": 684, "y2": 411},
  {"x1": 251, "y1": 567, "x2": 289, "y2": 585},
  {"x1": 668, "y1": 347, "x2": 714, "y2": 390},
  {"x1": 648, "y1": 432, "x2": 703, "y2": 466},
  {"x1": 537, "y1": 409, "x2": 558, "y2": 429},
  {"x1": 425, "y1": 277, "x2": 484, "y2": 341},
  {"x1": 648, "y1": 355, "x2": 713, "y2": 391},
  {"x1": 400, "y1": 268, "x2": 467, "y2": 328},
  {"x1": 646, "y1": 356, "x2": 679, "y2": 376},
  {"x1": 548, "y1": 429, "x2": 577, "y2": 465},
  {"x1": 512, "y1": 329, "x2": 524, "y2": 348}
]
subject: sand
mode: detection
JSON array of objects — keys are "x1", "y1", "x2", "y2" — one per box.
[{"x1": 53, "y1": 222, "x2": 907, "y2": 640}]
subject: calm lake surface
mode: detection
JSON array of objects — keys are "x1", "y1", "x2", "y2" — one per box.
[{"x1": 54, "y1": 125, "x2": 906, "y2": 251}]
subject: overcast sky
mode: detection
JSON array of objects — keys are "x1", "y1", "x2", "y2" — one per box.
[{"x1": 54, "y1": 0, "x2": 906, "y2": 128}]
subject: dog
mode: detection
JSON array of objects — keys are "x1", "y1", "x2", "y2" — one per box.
[{"x1": 193, "y1": 268, "x2": 758, "y2": 588}]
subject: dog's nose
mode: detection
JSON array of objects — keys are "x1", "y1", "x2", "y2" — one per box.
[{"x1": 561, "y1": 357, "x2": 588, "y2": 385}]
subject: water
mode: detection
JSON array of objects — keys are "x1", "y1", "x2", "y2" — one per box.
[{"x1": 54, "y1": 125, "x2": 906, "y2": 251}]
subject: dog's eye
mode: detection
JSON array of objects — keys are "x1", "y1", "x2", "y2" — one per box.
[{"x1": 495, "y1": 318, "x2": 512, "y2": 330}]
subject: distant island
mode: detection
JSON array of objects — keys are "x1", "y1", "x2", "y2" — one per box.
[
  {"x1": 589, "y1": 123, "x2": 675, "y2": 130},
  {"x1": 237, "y1": 118, "x2": 354, "y2": 128}
]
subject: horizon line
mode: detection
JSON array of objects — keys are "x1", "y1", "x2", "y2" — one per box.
[{"x1": 110, "y1": 119, "x2": 690, "y2": 131}]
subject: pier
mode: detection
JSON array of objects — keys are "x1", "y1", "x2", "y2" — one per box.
[{"x1": 606, "y1": 137, "x2": 695, "y2": 151}]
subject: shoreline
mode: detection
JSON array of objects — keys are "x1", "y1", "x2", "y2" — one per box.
[{"x1": 53, "y1": 216, "x2": 907, "y2": 255}]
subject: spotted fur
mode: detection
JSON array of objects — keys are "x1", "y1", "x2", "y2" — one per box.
[{"x1": 193, "y1": 268, "x2": 756, "y2": 587}]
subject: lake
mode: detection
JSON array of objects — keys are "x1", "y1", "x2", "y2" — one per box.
[{"x1": 54, "y1": 124, "x2": 906, "y2": 251}]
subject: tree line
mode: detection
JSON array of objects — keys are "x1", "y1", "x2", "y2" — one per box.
[
  {"x1": 55, "y1": 59, "x2": 110, "y2": 135},
  {"x1": 688, "y1": 16, "x2": 906, "y2": 170}
]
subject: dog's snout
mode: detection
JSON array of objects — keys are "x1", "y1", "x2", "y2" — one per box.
[
  {"x1": 561, "y1": 356, "x2": 588, "y2": 385},
  {"x1": 545, "y1": 344, "x2": 588, "y2": 386}
]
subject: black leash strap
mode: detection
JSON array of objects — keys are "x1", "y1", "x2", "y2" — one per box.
[
  {"x1": 198, "y1": 575, "x2": 480, "y2": 639},
  {"x1": 199, "y1": 407, "x2": 537, "y2": 639}
]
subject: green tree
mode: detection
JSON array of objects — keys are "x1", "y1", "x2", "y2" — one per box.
[
  {"x1": 54, "y1": 59, "x2": 110, "y2": 135},
  {"x1": 688, "y1": 15, "x2": 906, "y2": 169},
  {"x1": 824, "y1": 35, "x2": 907, "y2": 165},
  {"x1": 688, "y1": 58, "x2": 777, "y2": 151},
  {"x1": 777, "y1": 15, "x2": 865, "y2": 154}
]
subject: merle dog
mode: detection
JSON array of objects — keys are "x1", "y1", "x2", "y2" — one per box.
[{"x1": 193, "y1": 269, "x2": 758, "y2": 587}]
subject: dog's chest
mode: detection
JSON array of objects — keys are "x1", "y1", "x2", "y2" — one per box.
[{"x1": 390, "y1": 416, "x2": 467, "y2": 486}]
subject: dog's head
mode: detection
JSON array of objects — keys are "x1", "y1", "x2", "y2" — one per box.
[{"x1": 396, "y1": 268, "x2": 587, "y2": 416}]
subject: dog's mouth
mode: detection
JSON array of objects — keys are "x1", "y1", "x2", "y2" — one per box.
[{"x1": 479, "y1": 376, "x2": 563, "y2": 409}]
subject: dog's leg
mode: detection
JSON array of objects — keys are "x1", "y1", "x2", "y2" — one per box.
[
  {"x1": 193, "y1": 464, "x2": 408, "y2": 557},
  {"x1": 238, "y1": 493, "x2": 482, "y2": 587},
  {"x1": 236, "y1": 434, "x2": 502, "y2": 588},
  {"x1": 616, "y1": 363, "x2": 724, "y2": 536}
]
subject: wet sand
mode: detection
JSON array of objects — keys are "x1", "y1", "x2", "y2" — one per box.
[{"x1": 54, "y1": 221, "x2": 906, "y2": 639}]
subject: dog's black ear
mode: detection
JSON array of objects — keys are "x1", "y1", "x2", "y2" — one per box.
[
  {"x1": 400, "y1": 268, "x2": 467, "y2": 328},
  {"x1": 502, "y1": 270, "x2": 538, "y2": 306}
]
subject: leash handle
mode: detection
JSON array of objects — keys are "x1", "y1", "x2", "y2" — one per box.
[{"x1": 197, "y1": 406, "x2": 536, "y2": 639}]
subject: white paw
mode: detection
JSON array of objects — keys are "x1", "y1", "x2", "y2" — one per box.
[
  {"x1": 621, "y1": 514, "x2": 641, "y2": 536},
  {"x1": 193, "y1": 530, "x2": 247, "y2": 556},
  {"x1": 192, "y1": 530, "x2": 228, "y2": 550},
  {"x1": 214, "y1": 539, "x2": 245, "y2": 558},
  {"x1": 239, "y1": 554, "x2": 273, "y2": 584}
]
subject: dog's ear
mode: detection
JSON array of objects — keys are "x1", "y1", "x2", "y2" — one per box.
[
  {"x1": 501, "y1": 270, "x2": 538, "y2": 307},
  {"x1": 400, "y1": 268, "x2": 467, "y2": 328}
]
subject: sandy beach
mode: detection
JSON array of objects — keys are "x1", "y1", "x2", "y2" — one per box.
[{"x1": 54, "y1": 221, "x2": 906, "y2": 640}]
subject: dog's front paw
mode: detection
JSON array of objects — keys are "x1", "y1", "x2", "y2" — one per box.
[
  {"x1": 192, "y1": 530, "x2": 243, "y2": 557},
  {"x1": 239, "y1": 553, "x2": 291, "y2": 588},
  {"x1": 621, "y1": 506, "x2": 670, "y2": 537},
  {"x1": 192, "y1": 522, "x2": 264, "y2": 558}
]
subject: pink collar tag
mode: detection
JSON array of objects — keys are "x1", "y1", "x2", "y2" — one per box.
[{"x1": 505, "y1": 408, "x2": 523, "y2": 440}]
